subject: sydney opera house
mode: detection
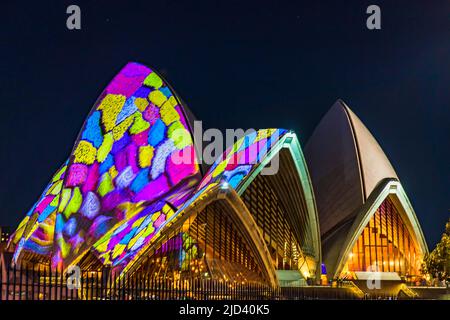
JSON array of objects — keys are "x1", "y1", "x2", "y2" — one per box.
[{"x1": 7, "y1": 62, "x2": 428, "y2": 291}]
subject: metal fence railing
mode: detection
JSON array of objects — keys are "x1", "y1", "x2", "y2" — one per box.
[{"x1": 0, "y1": 264, "x2": 359, "y2": 300}]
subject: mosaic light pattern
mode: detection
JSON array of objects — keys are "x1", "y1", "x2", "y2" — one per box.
[
  {"x1": 91, "y1": 176, "x2": 199, "y2": 274},
  {"x1": 114, "y1": 129, "x2": 288, "y2": 275},
  {"x1": 12, "y1": 162, "x2": 68, "y2": 261},
  {"x1": 198, "y1": 128, "x2": 286, "y2": 190},
  {"x1": 51, "y1": 62, "x2": 201, "y2": 269},
  {"x1": 92, "y1": 201, "x2": 175, "y2": 270},
  {"x1": 11, "y1": 62, "x2": 287, "y2": 279},
  {"x1": 179, "y1": 128, "x2": 288, "y2": 212}
]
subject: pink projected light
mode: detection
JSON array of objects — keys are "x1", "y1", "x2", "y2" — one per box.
[{"x1": 51, "y1": 62, "x2": 201, "y2": 270}]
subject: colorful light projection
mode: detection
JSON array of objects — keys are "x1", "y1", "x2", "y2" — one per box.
[
  {"x1": 92, "y1": 201, "x2": 175, "y2": 270},
  {"x1": 12, "y1": 162, "x2": 68, "y2": 261},
  {"x1": 92, "y1": 199, "x2": 200, "y2": 274},
  {"x1": 180, "y1": 129, "x2": 287, "y2": 209},
  {"x1": 91, "y1": 171, "x2": 199, "y2": 273},
  {"x1": 116, "y1": 129, "x2": 287, "y2": 276},
  {"x1": 52, "y1": 62, "x2": 201, "y2": 269},
  {"x1": 10, "y1": 62, "x2": 288, "y2": 278},
  {"x1": 90, "y1": 129, "x2": 286, "y2": 275},
  {"x1": 198, "y1": 129, "x2": 287, "y2": 190},
  {"x1": 155, "y1": 128, "x2": 288, "y2": 239},
  {"x1": 152, "y1": 232, "x2": 201, "y2": 272}
]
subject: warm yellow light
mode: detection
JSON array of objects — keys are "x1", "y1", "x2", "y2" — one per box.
[{"x1": 349, "y1": 253, "x2": 354, "y2": 258}]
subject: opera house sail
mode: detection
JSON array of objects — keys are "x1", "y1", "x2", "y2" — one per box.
[
  {"x1": 304, "y1": 100, "x2": 428, "y2": 282},
  {"x1": 7, "y1": 62, "x2": 430, "y2": 298},
  {"x1": 8, "y1": 62, "x2": 322, "y2": 288}
]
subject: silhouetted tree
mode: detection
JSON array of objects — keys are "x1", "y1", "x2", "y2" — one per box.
[{"x1": 421, "y1": 218, "x2": 450, "y2": 282}]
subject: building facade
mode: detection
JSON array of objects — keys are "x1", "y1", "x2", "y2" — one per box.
[
  {"x1": 8, "y1": 63, "x2": 427, "y2": 288},
  {"x1": 304, "y1": 101, "x2": 428, "y2": 283}
]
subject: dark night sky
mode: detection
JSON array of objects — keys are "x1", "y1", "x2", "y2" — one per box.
[{"x1": 1, "y1": 1, "x2": 449, "y2": 248}]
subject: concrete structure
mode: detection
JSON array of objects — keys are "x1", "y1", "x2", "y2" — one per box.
[
  {"x1": 305, "y1": 100, "x2": 428, "y2": 282},
  {"x1": 7, "y1": 63, "x2": 428, "y2": 289}
]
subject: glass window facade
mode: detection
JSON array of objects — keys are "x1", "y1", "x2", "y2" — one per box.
[
  {"x1": 135, "y1": 201, "x2": 266, "y2": 284},
  {"x1": 243, "y1": 174, "x2": 303, "y2": 272},
  {"x1": 341, "y1": 197, "x2": 422, "y2": 280}
]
